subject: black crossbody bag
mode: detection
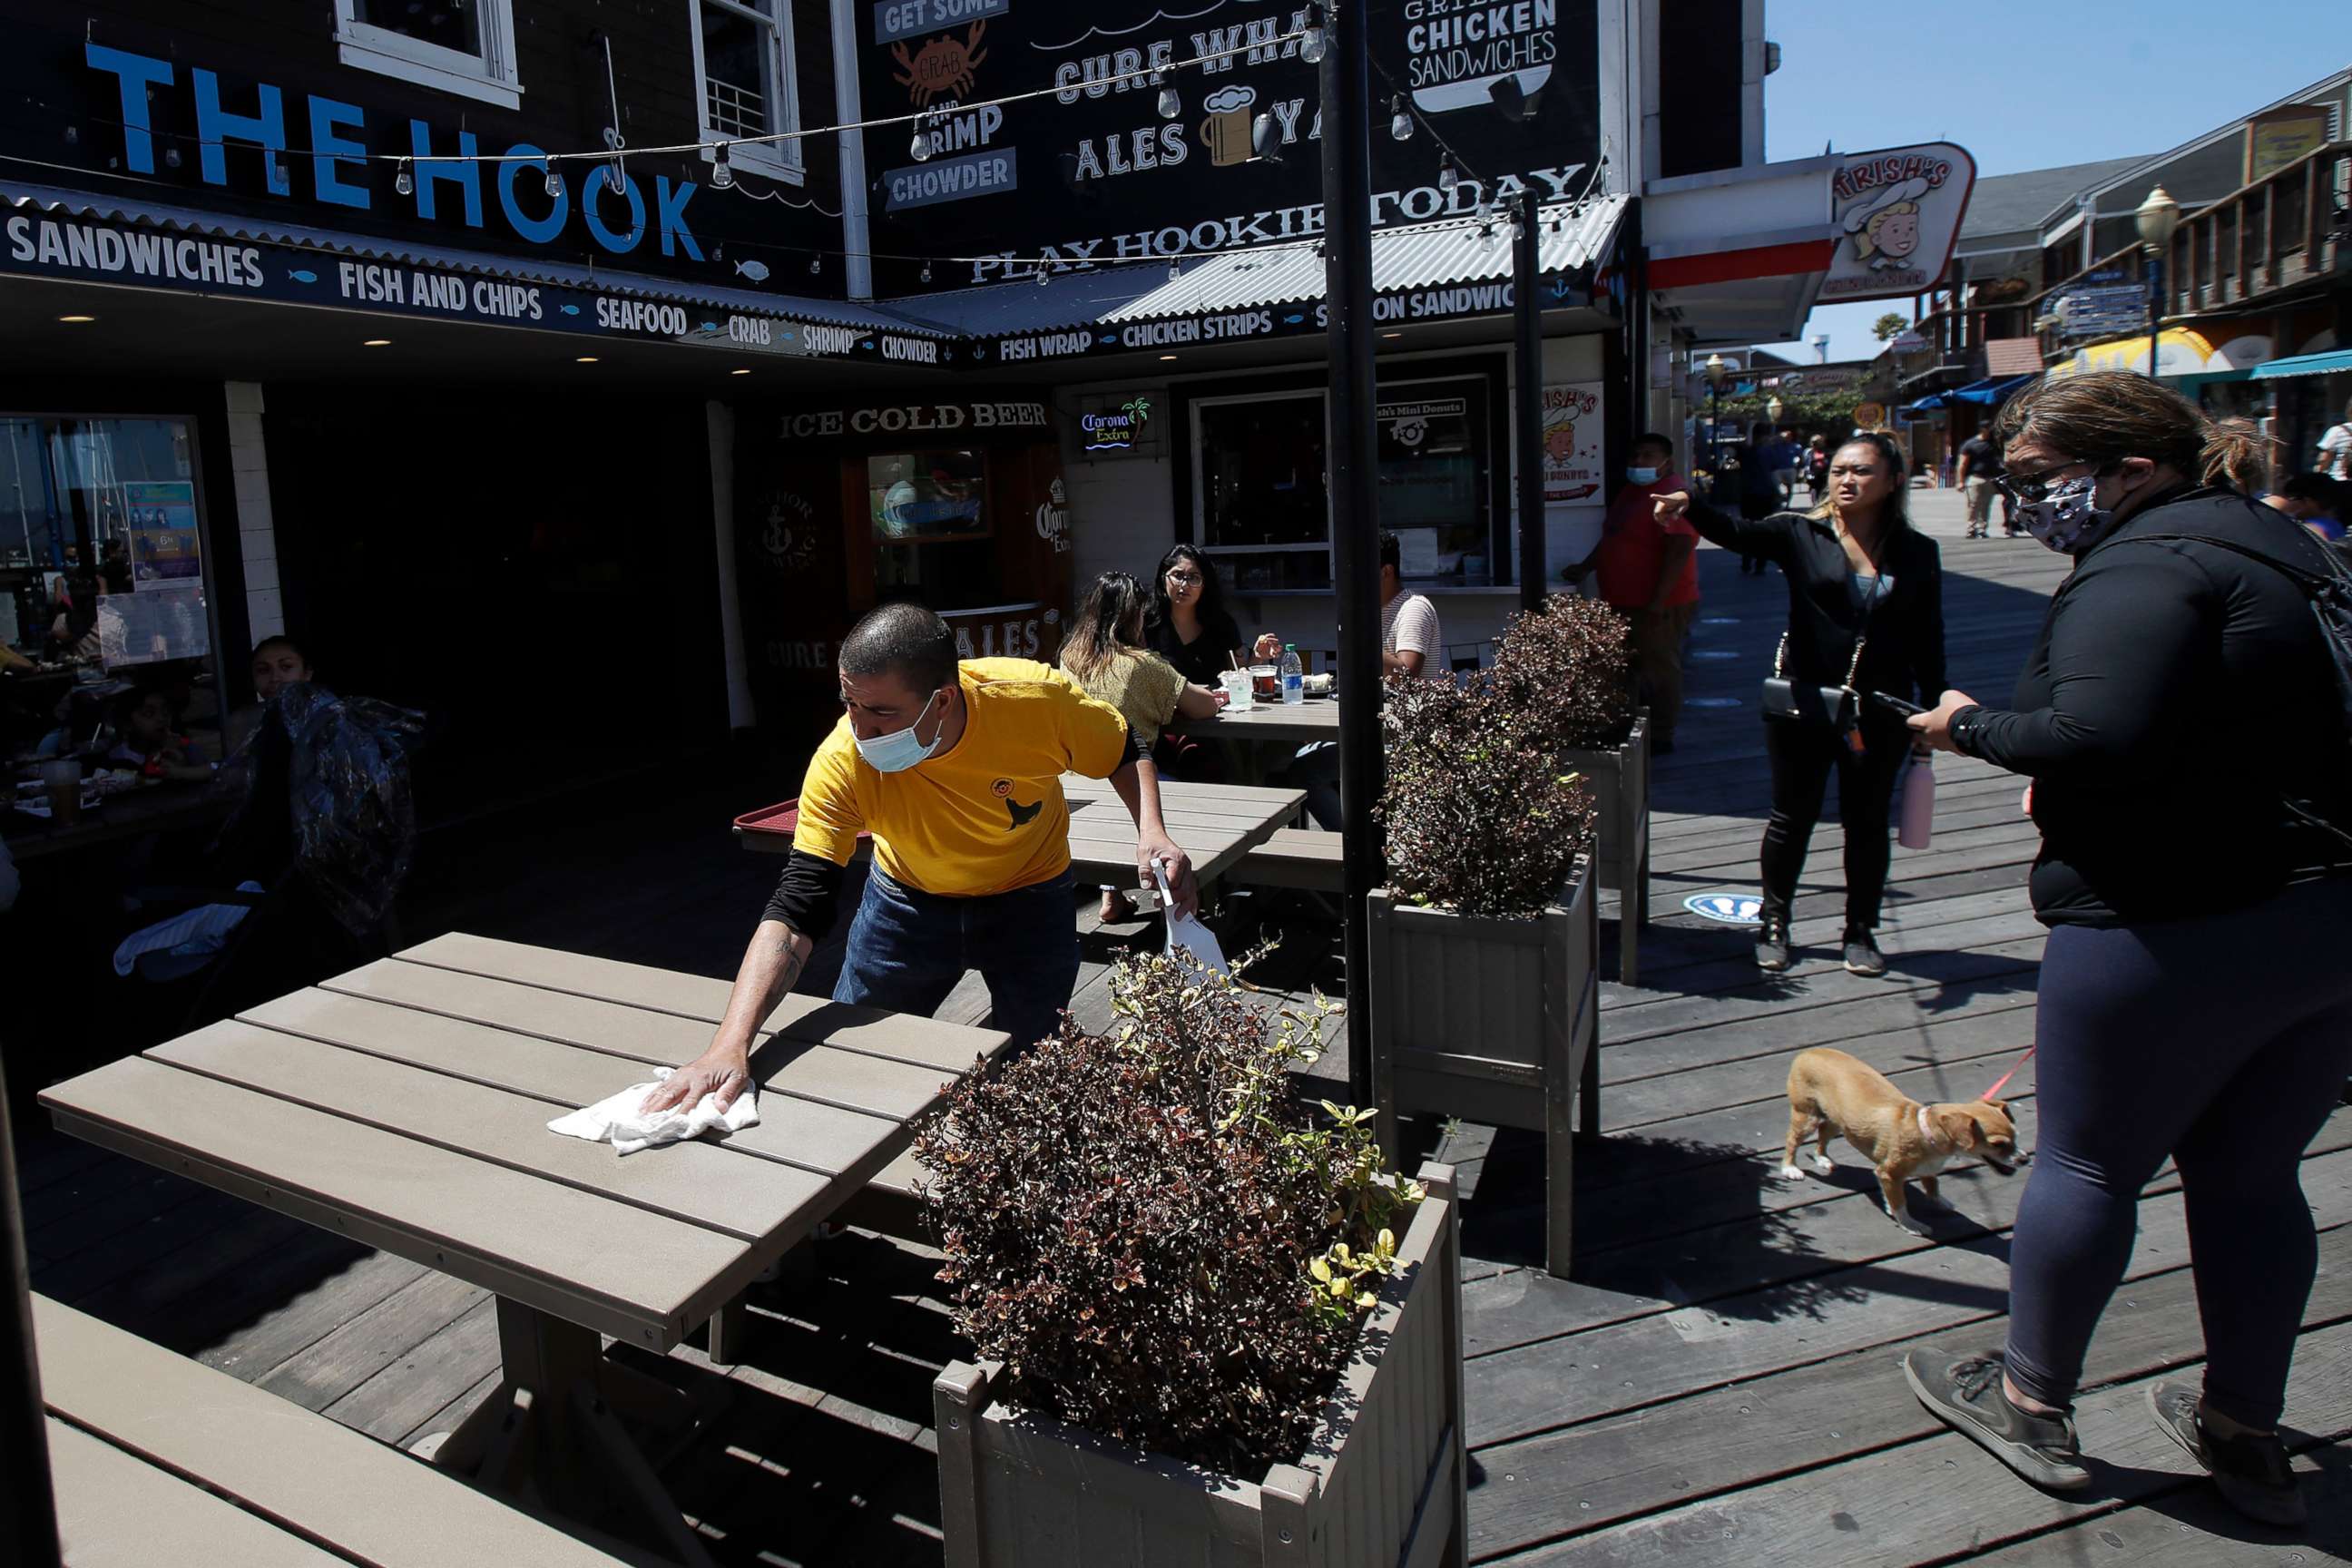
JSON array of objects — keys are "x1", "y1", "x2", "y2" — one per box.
[{"x1": 1762, "y1": 630, "x2": 1867, "y2": 731}]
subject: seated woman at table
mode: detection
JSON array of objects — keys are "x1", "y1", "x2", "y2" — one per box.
[
  {"x1": 1147, "y1": 544, "x2": 1258, "y2": 782},
  {"x1": 1063, "y1": 569, "x2": 1223, "y2": 923},
  {"x1": 105, "y1": 686, "x2": 213, "y2": 784}
]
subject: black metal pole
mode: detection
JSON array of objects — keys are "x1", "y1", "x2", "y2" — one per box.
[
  {"x1": 1514, "y1": 189, "x2": 1545, "y2": 613},
  {"x1": 0, "y1": 1061, "x2": 63, "y2": 1568},
  {"x1": 2146, "y1": 251, "x2": 2161, "y2": 381},
  {"x1": 1320, "y1": 0, "x2": 1381, "y2": 1116}
]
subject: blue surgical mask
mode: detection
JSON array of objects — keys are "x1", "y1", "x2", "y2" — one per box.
[
  {"x1": 854, "y1": 689, "x2": 945, "y2": 773},
  {"x1": 1626, "y1": 466, "x2": 1661, "y2": 485},
  {"x1": 2016, "y1": 474, "x2": 2112, "y2": 555}
]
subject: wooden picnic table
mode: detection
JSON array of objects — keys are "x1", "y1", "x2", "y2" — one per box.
[
  {"x1": 37, "y1": 931, "x2": 1011, "y2": 1565},
  {"x1": 1166, "y1": 694, "x2": 1342, "y2": 748},
  {"x1": 733, "y1": 775, "x2": 1306, "y2": 892}
]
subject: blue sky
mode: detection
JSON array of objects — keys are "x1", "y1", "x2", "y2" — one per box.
[{"x1": 1758, "y1": 1, "x2": 2346, "y2": 361}]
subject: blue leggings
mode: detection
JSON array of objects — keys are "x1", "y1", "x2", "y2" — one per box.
[
  {"x1": 2004, "y1": 876, "x2": 2352, "y2": 1428},
  {"x1": 833, "y1": 868, "x2": 1081, "y2": 1053}
]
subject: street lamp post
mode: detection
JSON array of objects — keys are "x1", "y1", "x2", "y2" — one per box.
[
  {"x1": 2134, "y1": 184, "x2": 2181, "y2": 382},
  {"x1": 1765, "y1": 395, "x2": 1786, "y2": 502},
  {"x1": 1703, "y1": 352, "x2": 1726, "y2": 488}
]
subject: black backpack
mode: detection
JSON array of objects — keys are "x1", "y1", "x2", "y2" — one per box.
[{"x1": 2121, "y1": 524, "x2": 2352, "y2": 844}]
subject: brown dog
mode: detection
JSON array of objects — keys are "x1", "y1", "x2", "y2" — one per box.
[{"x1": 1780, "y1": 1046, "x2": 2020, "y2": 1235}]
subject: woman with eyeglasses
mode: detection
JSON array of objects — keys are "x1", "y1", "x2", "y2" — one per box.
[
  {"x1": 1146, "y1": 544, "x2": 1248, "y2": 687},
  {"x1": 1893, "y1": 372, "x2": 2352, "y2": 1524},
  {"x1": 1655, "y1": 430, "x2": 1947, "y2": 977}
]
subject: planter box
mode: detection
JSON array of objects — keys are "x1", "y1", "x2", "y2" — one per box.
[
  {"x1": 934, "y1": 1162, "x2": 1466, "y2": 1568},
  {"x1": 1561, "y1": 710, "x2": 1651, "y2": 985},
  {"x1": 1367, "y1": 860, "x2": 1599, "y2": 1279}
]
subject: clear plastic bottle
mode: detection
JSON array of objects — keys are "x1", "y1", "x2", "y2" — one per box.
[{"x1": 1279, "y1": 642, "x2": 1304, "y2": 704}]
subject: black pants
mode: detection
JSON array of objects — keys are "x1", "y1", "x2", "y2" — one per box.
[
  {"x1": 1759, "y1": 713, "x2": 1907, "y2": 930},
  {"x1": 2005, "y1": 877, "x2": 2352, "y2": 1426}
]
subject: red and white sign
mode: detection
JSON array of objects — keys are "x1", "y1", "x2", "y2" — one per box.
[{"x1": 1818, "y1": 142, "x2": 1975, "y2": 303}]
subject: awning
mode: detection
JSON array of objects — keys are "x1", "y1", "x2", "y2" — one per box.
[
  {"x1": 1903, "y1": 394, "x2": 1949, "y2": 413},
  {"x1": 1951, "y1": 374, "x2": 2035, "y2": 405},
  {"x1": 0, "y1": 180, "x2": 951, "y2": 338},
  {"x1": 914, "y1": 196, "x2": 1627, "y2": 348},
  {"x1": 2251, "y1": 348, "x2": 2352, "y2": 381}
]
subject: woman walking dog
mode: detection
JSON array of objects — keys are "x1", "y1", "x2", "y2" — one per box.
[{"x1": 1904, "y1": 371, "x2": 2352, "y2": 1525}]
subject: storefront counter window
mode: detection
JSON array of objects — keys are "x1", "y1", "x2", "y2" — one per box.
[
  {"x1": 4, "y1": 413, "x2": 225, "y2": 830},
  {"x1": 1190, "y1": 374, "x2": 1499, "y2": 592},
  {"x1": 870, "y1": 446, "x2": 1004, "y2": 603}
]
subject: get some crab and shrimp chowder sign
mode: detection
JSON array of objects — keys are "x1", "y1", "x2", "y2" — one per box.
[{"x1": 859, "y1": 0, "x2": 1602, "y2": 292}]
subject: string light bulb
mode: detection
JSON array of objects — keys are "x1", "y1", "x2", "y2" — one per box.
[
  {"x1": 1390, "y1": 97, "x2": 1414, "y2": 142},
  {"x1": 1301, "y1": 15, "x2": 1327, "y2": 64},
  {"x1": 1168, "y1": 258, "x2": 1181, "y2": 281},
  {"x1": 910, "y1": 117, "x2": 932, "y2": 162},
  {"x1": 711, "y1": 143, "x2": 734, "y2": 188},
  {"x1": 1157, "y1": 86, "x2": 1181, "y2": 120},
  {"x1": 921, "y1": 260, "x2": 933, "y2": 284},
  {"x1": 1437, "y1": 155, "x2": 1458, "y2": 192},
  {"x1": 1037, "y1": 267, "x2": 1051, "y2": 287},
  {"x1": 808, "y1": 254, "x2": 821, "y2": 276},
  {"x1": 394, "y1": 158, "x2": 413, "y2": 197},
  {"x1": 544, "y1": 162, "x2": 564, "y2": 199}
]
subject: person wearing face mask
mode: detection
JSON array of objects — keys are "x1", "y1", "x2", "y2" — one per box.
[
  {"x1": 1571, "y1": 433, "x2": 1700, "y2": 753},
  {"x1": 1898, "y1": 372, "x2": 2352, "y2": 1523},
  {"x1": 1656, "y1": 431, "x2": 1946, "y2": 976},
  {"x1": 650, "y1": 603, "x2": 1196, "y2": 1116}
]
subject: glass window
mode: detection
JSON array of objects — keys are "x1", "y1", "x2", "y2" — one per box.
[
  {"x1": 868, "y1": 450, "x2": 986, "y2": 543},
  {"x1": 333, "y1": 0, "x2": 521, "y2": 110},
  {"x1": 693, "y1": 0, "x2": 804, "y2": 181},
  {"x1": 2, "y1": 415, "x2": 224, "y2": 786},
  {"x1": 1197, "y1": 394, "x2": 1328, "y2": 550},
  {"x1": 1377, "y1": 381, "x2": 1492, "y2": 582}
]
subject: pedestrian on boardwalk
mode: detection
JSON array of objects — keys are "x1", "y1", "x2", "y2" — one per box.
[
  {"x1": 1656, "y1": 431, "x2": 1946, "y2": 976},
  {"x1": 1735, "y1": 422, "x2": 1785, "y2": 576},
  {"x1": 1571, "y1": 432, "x2": 1700, "y2": 754},
  {"x1": 1903, "y1": 371, "x2": 2352, "y2": 1526},
  {"x1": 1955, "y1": 428, "x2": 2004, "y2": 539},
  {"x1": 1805, "y1": 435, "x2": 1831, "y2": 504}
]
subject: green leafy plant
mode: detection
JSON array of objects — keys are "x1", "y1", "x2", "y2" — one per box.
[{"x1": 917, "y1": 952, "x2": 1425, "y2": 1473}]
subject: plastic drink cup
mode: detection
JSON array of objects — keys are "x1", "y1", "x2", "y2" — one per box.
[
  {"x1": 1220, "y1": 669, "x2": 1253, "y2": 712},
  {"x1": 40, "y1": 759, "x2": 81, "y2": 826}
]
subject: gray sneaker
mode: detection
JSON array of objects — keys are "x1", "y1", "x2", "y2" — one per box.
[
  {"x1": 1903, "y1": 1346, "x2": 2091, "y2": 1491},
  {"x1": 1843, "y1": 926, "x2": 1887, "y2": 976},
  {"x1": 1754, "y1": 916, "x2": 1791, "y2": 973},
  {"x1": 2148, "y1": 1381, "x2": 2307, "y2": 1528}
]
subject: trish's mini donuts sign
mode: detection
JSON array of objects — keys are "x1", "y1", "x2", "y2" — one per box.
[{"x1": 1819, "y1": 142, "x2": 1976, "y2": 303}]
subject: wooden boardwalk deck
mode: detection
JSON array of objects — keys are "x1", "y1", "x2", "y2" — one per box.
[{"x1": 14, "y1": 490, "x2": 2349, "y2": 1563}]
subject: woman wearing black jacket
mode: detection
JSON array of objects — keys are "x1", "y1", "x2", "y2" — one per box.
[
  {"x1": 1658, "y1": 432, "x2": 1946, "y2": 975},
  {"x1": 1901, "y1": 372, "x2": 2352, "y2": 1524}
]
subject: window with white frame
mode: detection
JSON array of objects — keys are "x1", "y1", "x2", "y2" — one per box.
[
  {"x1": 691, "y1": 0, "x2": 804, "y2": 183},
  {"x1": 332, "y1": 0, "x2": 523, "y2": 111}
]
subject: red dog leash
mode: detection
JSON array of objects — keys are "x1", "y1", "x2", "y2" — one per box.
[{"x1": 1979, "y1": 1044, "x2": 2036, "y2": 1102}]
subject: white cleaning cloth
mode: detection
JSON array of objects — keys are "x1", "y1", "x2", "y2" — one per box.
[
  {"x1": 1153, "y1": 858, "x2": 1228, "y2": 975},
  {"x1": 546, "y1": 1067, "x2": 760, "y2": 1155}
]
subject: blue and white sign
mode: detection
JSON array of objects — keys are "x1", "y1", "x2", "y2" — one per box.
[
  {"x1": 1684, "y1": 893, "x2": 1764, "y2": 926},
  {"x1": 1686, "y1": 696, "x2": 1745, "y2": 709}
]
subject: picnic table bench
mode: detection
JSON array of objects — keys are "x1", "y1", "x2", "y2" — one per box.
[
  {"x1": 33, "y1": 1292, "x2": 659, "y2": 1566},
  {"x1": 37, "y1": 932, "x2": 1010, "y2": 1564}
]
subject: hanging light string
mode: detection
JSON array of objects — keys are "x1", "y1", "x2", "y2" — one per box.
[{"x1": 15, "y1": 24, "x2": 1321, "y2": 181}]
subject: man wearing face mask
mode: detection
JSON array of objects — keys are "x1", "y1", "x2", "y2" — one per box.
[
  {"x1": 1573, "y1": 432, "x2": 1700, "y2": 753},
  {"x1": 649, "y1": 603, "x2": 1196, "y2": 1116},
  {"x1": 1902, "y1": 372, "x2": 2352, "y2": 1525}
]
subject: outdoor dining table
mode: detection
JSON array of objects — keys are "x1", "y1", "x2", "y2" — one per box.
[
  {"x1": 36, "y1": 930, "x2": 1011, "y2": 1566},
  {"x1": 1166, "y1": 694, "x2": 1342, "y2": 748}
]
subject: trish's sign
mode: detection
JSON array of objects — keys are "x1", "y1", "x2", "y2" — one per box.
[
  {"x1": 775, "y1": 400, "x2": 1052, "y2": 439},
  {"x1": 1819, "y1": 142, "x2": 1977, "y2": 303}
]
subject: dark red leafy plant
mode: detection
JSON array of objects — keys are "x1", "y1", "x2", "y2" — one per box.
[
  {"x1": 1482, "y1": 593, "x2": 1634, "y2": 751},
  {"x1": 916, "y1": 953, "x2": 1424, "y2": 1474}
]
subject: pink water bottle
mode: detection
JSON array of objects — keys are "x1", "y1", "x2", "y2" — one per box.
[{"x1": 1898, "y1": 754, "x2": 1935, "y2": 849}]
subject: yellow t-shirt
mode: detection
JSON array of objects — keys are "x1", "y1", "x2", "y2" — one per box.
[{"x1": 793, "y1": 658, "x2": 1132, "y2": 897}]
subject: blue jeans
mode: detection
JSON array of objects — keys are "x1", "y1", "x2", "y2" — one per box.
[
  {"x1": 2004, "y1": 876, "x2": 2352, "y2": 1427},
  {"x1": 832, "y1": 868, "x2": 1082, "y2": 1052},
  {"x1": 1287, "y1": 741, "x2": 1343, "y2": 830}
]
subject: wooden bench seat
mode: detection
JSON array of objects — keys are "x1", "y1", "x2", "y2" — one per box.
[
  {"x1": 1230, "y1": 827, "x2": 1347, "y2": 892},
  {"x1": 34, "y1": 1292, "x2": 654, "y2": 1567}
]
